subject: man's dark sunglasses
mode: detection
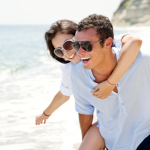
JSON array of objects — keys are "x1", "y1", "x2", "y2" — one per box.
[{"x1": 72, "y1": 39, "x2": 104, "y2": 52}]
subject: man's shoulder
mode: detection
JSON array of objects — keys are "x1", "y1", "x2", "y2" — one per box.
[
  {"x1": 126, "y1": 49, "x2": 150, "y2": 72},
  {"x1": 140, "y1": 48, "x2": 150, "y2": 57},
  {"x1": 139, "y1": 49, "x2": 150, "y2": 65},
  {"x1": 135, "y1": 48, "x2": 150, "y2": 62},
  {"x1": 71, "y1": 61, "x2": 84, "y2": 77},
  {"x1": 112, "y1": 47, "x2": 122, "y2": 62},
  {"x1": 113, "y1": 46, "x2": 150, "y2": 64},
  {"x1": 60, "y1": 62, "x2": 75, "y2": 74}
]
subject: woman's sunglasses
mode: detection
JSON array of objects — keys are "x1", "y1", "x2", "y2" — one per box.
[
  {"x1": 72, "y1": 39, "x2": 103, "y2": 52},
  {"x1": 54, "y1": 38, "x2": 74, "y2": 58}
]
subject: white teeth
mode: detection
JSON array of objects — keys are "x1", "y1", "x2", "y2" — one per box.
[
  {"x1": 81, "y1": 57, "x2": 90, "y2": 60},
  {"x1": 69, "y1": 53, "x2": 75, "y2": 59}
]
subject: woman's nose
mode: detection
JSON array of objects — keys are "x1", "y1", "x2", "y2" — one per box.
[{"x1": 63, "y1": 49, "x2": 69, "y2": 55}]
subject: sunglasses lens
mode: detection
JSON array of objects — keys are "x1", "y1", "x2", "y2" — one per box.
[
  {"x1": 72, "y1": 42, "x2": 80, "y2": 52},
  {"x1": 87, "y1": 44, "x2": 92, "y2": 52},
  {"x1": 81, "y1": 42, "x2": 92, "y2": 52},
  {"x1": 63, "y1": 41, "x2": 73, "y2": 50},
  {"x1": 54, "y1": 49, "x2": 64, "y2": 58}
]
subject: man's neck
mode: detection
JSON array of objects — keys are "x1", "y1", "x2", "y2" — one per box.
[{"x1": 92, "y1": 50, "x2": 117, "y2": 83}]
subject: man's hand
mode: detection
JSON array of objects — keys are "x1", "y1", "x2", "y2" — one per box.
[{"x1": 79, "y1": 113, "x2": 93, "y2": 140}]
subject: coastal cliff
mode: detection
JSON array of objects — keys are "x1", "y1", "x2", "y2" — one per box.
[{"x1": 111, "y1": 0, "x2": 150, "y2": 26}]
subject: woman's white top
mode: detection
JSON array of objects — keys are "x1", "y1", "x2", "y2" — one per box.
[
  {"x1": 60, "y1": 62, "x2": 74, "y2": 96},
  {"x1": 59, "y1": 33, "x2": 129, "y2": 96}
]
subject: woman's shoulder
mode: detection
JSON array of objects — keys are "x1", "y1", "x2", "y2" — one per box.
[{"x1": 60, "y1": 62, "x2": 75, "y2": 73}]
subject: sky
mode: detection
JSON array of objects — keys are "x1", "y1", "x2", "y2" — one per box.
[{"x1": 0, "y1": 0, "x2": 122, "y2": 25}]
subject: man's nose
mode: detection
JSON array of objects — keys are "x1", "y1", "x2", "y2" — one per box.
[{"x1": 77, "y1": 46, "x2": 86, "y2": 56}]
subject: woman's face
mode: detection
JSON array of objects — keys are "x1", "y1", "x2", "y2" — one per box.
[{"x1": 52, "y1": 32, "x2": 81, "y2": 64}]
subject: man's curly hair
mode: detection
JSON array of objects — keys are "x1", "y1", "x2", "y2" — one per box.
[{"x1": 77, "y1": 14, "x2": 114, "y2": 47}]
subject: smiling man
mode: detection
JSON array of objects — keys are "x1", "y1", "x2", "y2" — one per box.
[{"x1": 71, "y1": 14, "x2": 150, "y2": 150}]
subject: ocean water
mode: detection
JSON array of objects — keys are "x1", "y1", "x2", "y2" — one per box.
[{"x1": 0, "y1": 25, "x2": 150, "y2": 150}]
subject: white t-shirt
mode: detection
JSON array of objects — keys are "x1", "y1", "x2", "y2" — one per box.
[{"x1": 59, "y1": 33, "x2": 129, "y2": 96}]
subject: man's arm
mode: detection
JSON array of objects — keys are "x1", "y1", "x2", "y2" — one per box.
[{"x1": 79, "y1": 113, "x2": 93, "y2": 140}]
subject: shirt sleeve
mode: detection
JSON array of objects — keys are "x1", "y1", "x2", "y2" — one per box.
[
  {"x1": 59, "y1": 63, "x2": 73, "y2": 96},
  {"x1": 71, "y1": 63, "x2": 95, "y2": 115},
  {"x1": 75, "y1": 102, "x2": 95, "y2": 115}
]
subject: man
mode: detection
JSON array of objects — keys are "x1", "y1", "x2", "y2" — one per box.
[{"x1": 71, "y1": 14, "x2": 150, "y2": 150}]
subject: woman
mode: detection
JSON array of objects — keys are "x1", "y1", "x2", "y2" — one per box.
[{"x1": 35, "y1": 19, "x2": 142, "y2": 150}]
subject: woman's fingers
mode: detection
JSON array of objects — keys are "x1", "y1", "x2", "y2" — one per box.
[
  {"x1": 35, "y1": 117, "x2": 47, "y2": 125},
  {"x1": 97, "y1": 96, "x2": 106, "y2": 99},
  {"x1": 93, "y1": 91, "x2": 105, "y2": 98},
  {"x1": 92, "y1": 91, "x2": 100, "y2": 96},
  {"x1": 91, "y1": 85, "x2": 100, "y2": 93},
  {"x1": 35, "y1": 118, "x2": 43, "y2": 125},
  {"x1": 93, "y1": 92, "x2": 107, "y2": 99},
  {"x1": 36, "y1": 122, "x2": 41, "y2": 125}
]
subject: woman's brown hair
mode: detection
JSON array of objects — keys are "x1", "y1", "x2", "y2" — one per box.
[{"x1": 45, "y1": 20, "x2": 77, "y2": 64}]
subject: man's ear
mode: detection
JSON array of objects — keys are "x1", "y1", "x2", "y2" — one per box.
[{"x1": 104, "y1": 37, "x2": 113, "y2": 48}]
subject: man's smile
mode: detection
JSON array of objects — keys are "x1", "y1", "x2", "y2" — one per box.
[{"x1": 81, "y1": 57, "x2": 91, "y2": 63}]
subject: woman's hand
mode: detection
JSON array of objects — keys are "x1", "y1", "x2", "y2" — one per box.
[
  {"x1": 35, "y1": 113, "x2": 49, "y2": 125},
  {"x1": 92, "y1": 80, "x2": 115, "y2": 99}
]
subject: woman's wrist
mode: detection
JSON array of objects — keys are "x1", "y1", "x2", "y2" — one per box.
[
  {"x1": 43, "y1": 111, "x2": 51, "y2": 117},
  {"x1": 107, "y1": 79, "x2": 116, "y2": 86}
]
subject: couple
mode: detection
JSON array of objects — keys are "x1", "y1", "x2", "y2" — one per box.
[{"x1": 36, "y1": 14, "x2": 150, "y2": 150}]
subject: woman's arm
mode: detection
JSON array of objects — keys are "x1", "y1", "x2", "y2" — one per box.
[
  {"x1": 36, "y1": 91, "x2": 70, "y2": 125},
  {"x1": 92, "y1": 34, "x2": 142, "y2": 98},
  {"x1": 108, "y1": 34, "x2": 142, "y2": 84}
]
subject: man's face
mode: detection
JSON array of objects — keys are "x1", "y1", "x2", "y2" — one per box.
[{"x1": 75, "y1": 28, "x2": 105, "y2": 70}]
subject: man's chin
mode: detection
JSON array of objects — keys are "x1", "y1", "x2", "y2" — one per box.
[
  {"x1": 83, "y1": 64, "x2": 91, "y2": 70},
  {"x1": 82, "y1": 59, "x2": 91, "y2": 70}
]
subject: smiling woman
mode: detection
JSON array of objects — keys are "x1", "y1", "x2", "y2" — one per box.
[{"x1": 45, "y1": 20, "x2": 77, "y2": 64}]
